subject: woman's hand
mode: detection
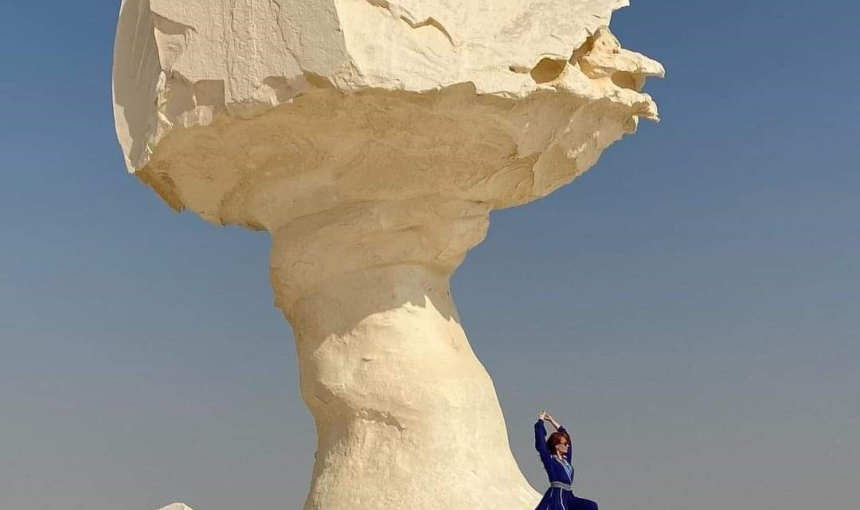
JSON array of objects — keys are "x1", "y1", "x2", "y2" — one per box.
[
  {"x1": 538, "y1": 410, "x2": 548, "y2": 421},
  {"x1": 542, "y1": 412, "x2": 561, "y2": 430}
]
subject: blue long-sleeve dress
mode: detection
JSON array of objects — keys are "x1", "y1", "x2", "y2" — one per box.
[{"x1": 533, "y1": 420, "x2": 598, "y2": 510}]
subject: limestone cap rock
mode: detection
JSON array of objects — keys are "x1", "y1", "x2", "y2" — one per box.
[{"x1": 113, "y1": 0, "x2": 663, "y2": 233}]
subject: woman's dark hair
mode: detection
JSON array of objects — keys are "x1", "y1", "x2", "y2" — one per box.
[{"x1": 547, "y1": 430, "x2": 570, "y2": 454}]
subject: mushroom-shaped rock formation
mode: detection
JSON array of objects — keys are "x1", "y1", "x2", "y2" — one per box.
[{"x1": 113, "y1": 1, "x2": 662, "y2": 509}]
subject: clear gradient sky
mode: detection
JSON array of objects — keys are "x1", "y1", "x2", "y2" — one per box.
[{"x1": 1, "y1": 1, "x2": 858, "y2": 509}]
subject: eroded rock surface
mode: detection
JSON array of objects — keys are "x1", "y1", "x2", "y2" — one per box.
[
  {"x1": 114, "y1": 0, "x2": 662, "y2": 218},
  {"x1": 113, "y1": 1, "x2": 662, "y2": 509}
]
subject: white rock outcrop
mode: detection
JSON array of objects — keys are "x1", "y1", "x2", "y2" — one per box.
[
  {"x1": 156, "y1": 504, "x2": 193, "y2": 510},
  {"x1": 113, "y1": 1, "x2": 662, "y2": 509}
]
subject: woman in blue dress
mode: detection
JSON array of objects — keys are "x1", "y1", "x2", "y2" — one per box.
[{"x1": 533, "y1": 410, "x2": 598, "y2": 510}]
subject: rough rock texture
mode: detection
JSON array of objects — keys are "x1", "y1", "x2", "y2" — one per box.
[{"x1": 113, "y1": 1, "x2": 662, "y2": 509}]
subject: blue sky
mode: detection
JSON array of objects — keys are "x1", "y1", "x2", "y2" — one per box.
[{"x1": 1, "y1": 1, "x2": 858, "y2": 509}]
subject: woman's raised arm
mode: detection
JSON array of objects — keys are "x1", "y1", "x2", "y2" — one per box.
[{"x1": 534, "y1": 415, "x2": 552, "y2": 466}]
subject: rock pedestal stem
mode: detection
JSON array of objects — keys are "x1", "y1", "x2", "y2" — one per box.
[
  {"x1": 269, "y1": 198, "x2": 531, "y2": 508},
  {"x1": 285, "y1": 264, "x2": 536, "y2": 509}
]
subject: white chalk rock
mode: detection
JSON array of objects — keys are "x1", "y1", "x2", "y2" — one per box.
[
  {"x1": 113, "y1": 0, "x2": 663, "y2": 220},
  {"x1": 155, "y1": 504, "x2": 193, "y2": 510},
  {"x1": 112, "y1": 1, "x2": 662, "y2": 509}
]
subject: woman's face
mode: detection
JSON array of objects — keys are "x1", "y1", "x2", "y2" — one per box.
[{"x1": 555, "y1": 438, "x2": 569, "y2": 457}]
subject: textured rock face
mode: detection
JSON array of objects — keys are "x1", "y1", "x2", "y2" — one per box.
[
  {"x1": 113, "y1": 1, "x2": 661, "y2": 509},
  {"x1": 114, "y1": 0, "x2": 662, "y2": 220}
]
